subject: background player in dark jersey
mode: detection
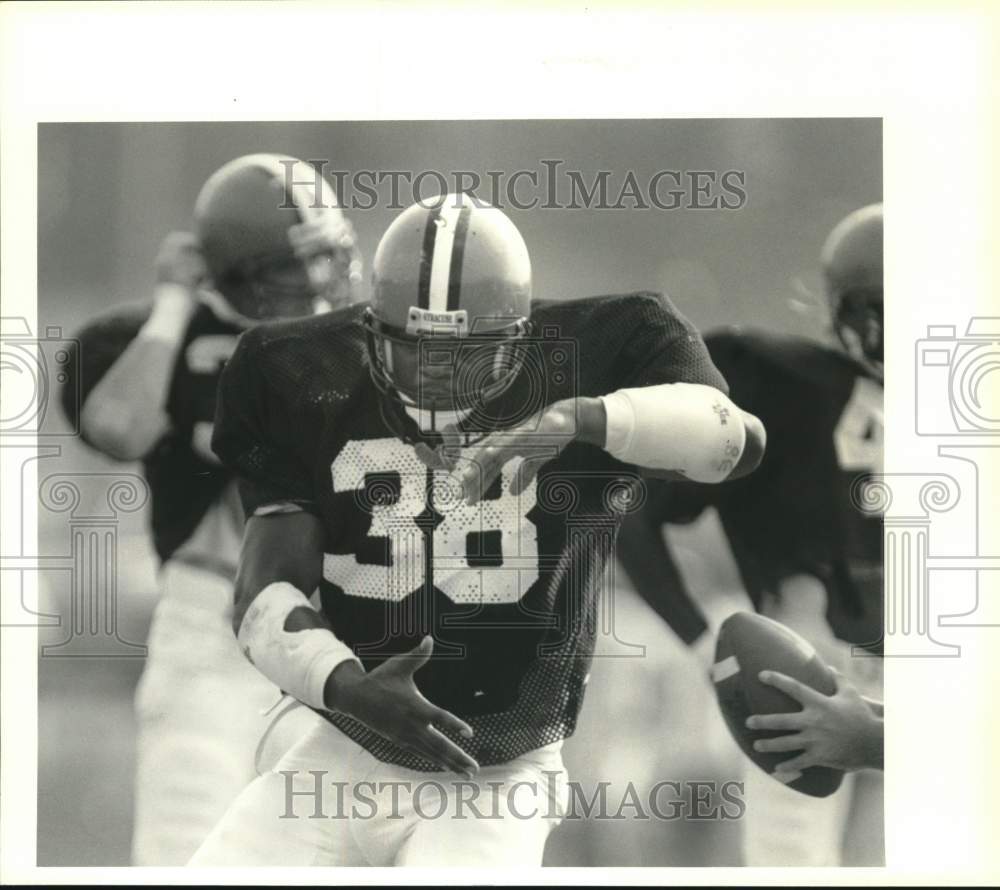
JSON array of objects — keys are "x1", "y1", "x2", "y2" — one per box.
[
  {"x1": 60, "y1": 154, "x2": 362, "y2": 865},
  {"x1": 617, "y1": 203, "x2": 884, "y2": 865},
  {"x1": 190, "y1": 194, "x2": 766, "y2": 867}
]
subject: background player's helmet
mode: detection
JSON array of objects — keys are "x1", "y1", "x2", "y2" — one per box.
[
  {"x1": 364, "y1": 194, "x2": 532, "y2": 427},
  {"x1": 821, "y1": 203, "x2": 883, "y2": 378},
  {"x1": 194, "y1": 154, "x2": 362, "y2": 321}
]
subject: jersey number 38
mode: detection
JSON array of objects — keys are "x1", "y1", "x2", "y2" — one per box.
[{"x1": 326, "y1": 438, "x2": 540, "y2": 605}]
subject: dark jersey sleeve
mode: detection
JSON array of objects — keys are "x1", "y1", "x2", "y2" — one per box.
[
  {"x1": 561, "y1": 294, "x2": 727, "y2": 643},
  {"x1": 705, "y1": 328, "x2": 771, "y2": 424},
  {"x1": 617, "y1": 477, "x2": 712, "y2": 644},
  {"x1": 60, "y1": 304, "x2": 148, "y2": 443},
  {"x1": 703, "y1": 329, "x2": 802, "y2": 593},
  {"x1": 703, "y1": 329, "x2": 870, "y2": 617},
  {"x1": 211, "y1": 326, "x2": 318, "y2": 516},
  {"x1": 612, "y1": 292, "x2": 729, "y2": 393}
]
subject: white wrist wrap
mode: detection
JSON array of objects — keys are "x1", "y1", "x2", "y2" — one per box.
[
  {"x1": 601, "y1": 383, "x2": 746, "y2": 483},
  {"x1": 236, "y1": 581, "x2": 360, "y2": 711},
  {"x1": 139, "y1": 284, "x2": 197, "y2": 344}
]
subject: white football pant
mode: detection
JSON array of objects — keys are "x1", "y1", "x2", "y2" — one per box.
[
  {"x1": 131, "y1": 559, "x2": 317, "y2": 865},
  {"x1": 190, "y1": 719, "x2": 569, "y2": 867}
]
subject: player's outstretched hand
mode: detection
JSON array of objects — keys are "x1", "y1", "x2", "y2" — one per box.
[
  {"x1": 745, "y1": 668, "x2": 884, "y2": 774},
  {"x1": 325, "y1": 636, "x2": 479, "y2": 778},
  {"x1": 446, "y1": 397, "x2": 604, "y2": 505}
]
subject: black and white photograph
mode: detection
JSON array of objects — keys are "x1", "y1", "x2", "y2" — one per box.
[{"x1": 1, "y1": 3, "x2": 998, "y2": 885}]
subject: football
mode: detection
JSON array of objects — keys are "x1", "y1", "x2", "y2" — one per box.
[{"x1": 712, "y1": 611, "x2": 844, "y2": 798}]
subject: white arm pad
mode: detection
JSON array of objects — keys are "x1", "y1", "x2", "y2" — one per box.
[
  {"x1": 600, "y1": 383, "x2": 746, "y2": 483},
  {"x1": 236, "y1": 581, "x2": 360, "y2": 711}
]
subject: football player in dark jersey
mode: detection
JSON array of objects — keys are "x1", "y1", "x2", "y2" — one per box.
[
  {"x1": 618, "y1": 203, "x2": 884, "y2": 865},
  {"x1": 189, "y1": 193, "x2": 766, "y2": 867},
  {"x1": 61, "y1": 154, "x2": 362, "y2": 865}
]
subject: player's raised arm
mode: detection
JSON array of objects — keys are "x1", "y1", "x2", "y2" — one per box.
[
  {"x1": 78, "y1": 232, "x2": 205, "y2": 461},
  {"x1": 597, "y1": 296, "x2": 765, "y2": 481},
  {"x1": 450, "y1": 293, "x2": 766, "y2": 504}
]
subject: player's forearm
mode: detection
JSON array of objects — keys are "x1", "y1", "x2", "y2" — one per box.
[
  {"x1": 81, "y1": 286, "x2": 196, "y2": 460},
  {"x1": 569, "y1": 396, "x2": 608, "y2": 447},
  {"x1": 593, "y1": 383, "x2": 758, "y2": 482},
  {"x1": 232, "y1": 512, "x2": 326, "y2": 632},
  {"x1": 322, "y1": 659, "x2": 367, "y2": 713},
  {"x1": 233, "y1": 511, "x2": 361, "y2": 710}
]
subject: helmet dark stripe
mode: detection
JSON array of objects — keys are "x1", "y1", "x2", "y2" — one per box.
[
  {"x1": 446, "y1": 204, "x2": 472, "y2": 311},
  {"x1": 417, "y1": 203, "x2": 442, "y2": 309}
]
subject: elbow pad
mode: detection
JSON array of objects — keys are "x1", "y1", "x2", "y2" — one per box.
[
  {"x1": 601, "y1": 383, "x2": 745, "y2": 483},
  {"x1": 236, "y1": 582, "x2": 360, "y2": 710}
]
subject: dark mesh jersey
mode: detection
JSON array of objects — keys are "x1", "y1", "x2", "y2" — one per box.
[
  {"x1": 62, "y1": 301, "x2": 245, "y2": 567},
  {"x1": 213, "y1": 292, "x2": 727, "y2": 769},
  {"x1": 624, "y1": 327, "x2": 884, "y2": 649}
]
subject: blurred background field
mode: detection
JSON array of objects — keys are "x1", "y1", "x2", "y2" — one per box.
[{"x1": 34, "y1": 119, "x2": 881, "y2": 866}]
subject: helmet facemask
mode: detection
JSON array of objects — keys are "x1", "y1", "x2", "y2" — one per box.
[
  {"x1": 215, "y1": 242, "x2": 359, "y2": 323},
  {"x1": 364, "y1": 307, "x2": 530, "y2": 434},
  {"x1": 832, "y1": 286, "x2": 883, "y2": 380},
  {"x1": 366, "y1": 194, "x2": 534, "y2": 438},
  {"x1": 819, "y1": 203, "x2": 883, "y2": 381}
]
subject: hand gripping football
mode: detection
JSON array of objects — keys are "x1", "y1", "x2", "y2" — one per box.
[{"x1": 712, "y1": 611, "x2": 844, "y2": 798}]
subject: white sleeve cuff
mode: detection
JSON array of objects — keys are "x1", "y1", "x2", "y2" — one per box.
[
  {"x1": 600, "y1": 389, "x2": 637, "y2": 456},
  {"x1": 237, "y1": 581, "x2": 361, "y2": 711},
  {"x1": 303, "y1": 645, "x2": 361, "y2": 713},
  {"x1": 600, "y1": 383, "x2": 746, "y2": 483}
]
